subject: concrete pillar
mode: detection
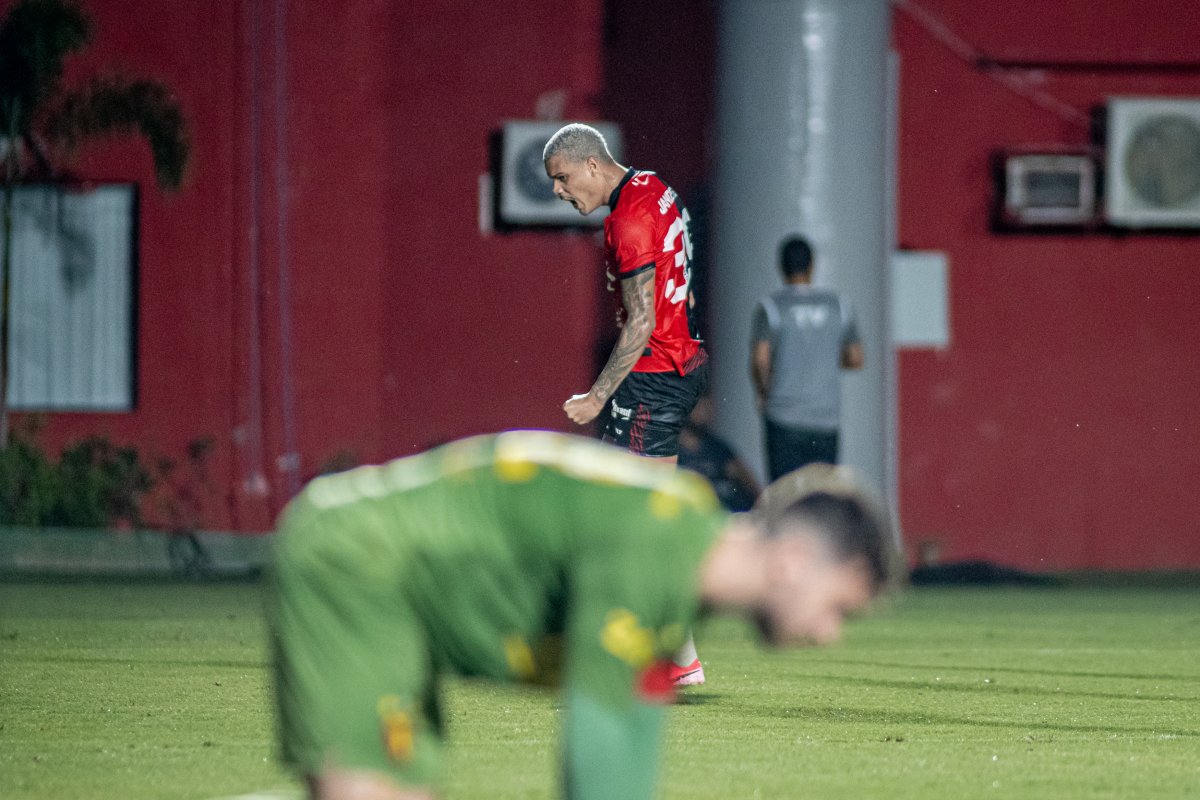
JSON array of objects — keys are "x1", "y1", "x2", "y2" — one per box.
[{"x1": 710, "y1": 0, "x2": 892, "y2": 494}]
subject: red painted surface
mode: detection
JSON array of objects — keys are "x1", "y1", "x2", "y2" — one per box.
[
  {"x1": 17, "y1": 0, "x2": 606, "y2": 531},
  {"x1": 893, "y1": 0, "x2": 1200, "y2": 570},
  {"x1": 16, "y1": 0, "x2": 1200, "y2": 569}
]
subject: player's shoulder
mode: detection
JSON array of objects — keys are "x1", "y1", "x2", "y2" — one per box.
[
  {"x1": 768, "y1": 286, "x2": 800, "y2": 307},
  {"x1": 813, "y1": 287, "x2": 850, "y2": 310},
  {"x1": 628, "y1": 169, "x2": 665, "y2": 192},
  {"x1": 617, "y1": 170, "x2": 671, "y2": 213},
  {"x1": 784, "y1": 285, "x2": 841, "y2": 304},
  {"x1": 492, "y1": 430, "x2": 720, "y2": 510}
]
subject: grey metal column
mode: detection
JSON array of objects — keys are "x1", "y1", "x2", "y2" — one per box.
[{"x1": 710, "y1": 0, "x2": 892, "y2": 493}]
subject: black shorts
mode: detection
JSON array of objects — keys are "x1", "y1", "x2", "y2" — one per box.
[{"x1": 602, "y1": 360, "x2": 709, "y2": 458}]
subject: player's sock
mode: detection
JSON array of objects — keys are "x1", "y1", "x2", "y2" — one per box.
[{"x1": 672, "y1": 632, "x2": 699, "y2": 667}]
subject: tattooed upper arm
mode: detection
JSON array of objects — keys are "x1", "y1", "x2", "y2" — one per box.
[{"x1": 620, "y1": 267, "x2": 656, "y2": 340}]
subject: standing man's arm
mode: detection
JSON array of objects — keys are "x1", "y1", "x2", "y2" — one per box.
[
  {"x1": 749, "y1": 302, "x2": 773, "y2": 411},
  {"x1": 840, "y1": 299, "x2": 864, "y2": 370},
  {"x1": 841, "y1": 341, "x2": 864, "y2": 370},
  {"x1": 564, "y1": 268, "x2": 656, "y2": 425},
  {"x1": 751, "y1": 340, "x2": 772, "y2": 409}
]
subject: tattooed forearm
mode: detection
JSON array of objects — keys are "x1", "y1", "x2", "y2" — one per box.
[{"x1": 591, "y1": 268, "x2": 655, "y2": 403}]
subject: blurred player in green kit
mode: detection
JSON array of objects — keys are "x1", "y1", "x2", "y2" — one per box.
[{"x1": 267, "y1": 430, "x2": 898, "y2": 800}]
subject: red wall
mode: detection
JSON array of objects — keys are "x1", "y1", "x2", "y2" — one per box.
[
  {"x1": 607, "y1": 0, "x2": 1200, "y2": 571},
  {"x1": 17, "y1": 0, "x2": 1200, "y2": 570},
  {"x1": 20, "y1": 0, "x2": 607, "y2": 531},
  {"x1": 893, "y1": 0, "x2": 1200, "y2": 570}
]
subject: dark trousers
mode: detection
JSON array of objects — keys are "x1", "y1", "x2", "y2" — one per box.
[{"x1": 764, "y1": 419, "x2": 839, "y2": 481}]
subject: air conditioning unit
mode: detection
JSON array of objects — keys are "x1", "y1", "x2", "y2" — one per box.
[
  {"x1": 496, "y1": 120, "x2": 622, "y2": 226},
  {"x1": 1104, "y1": 97, "x2": 1200, "y2": 228},
  {"x1": 997, "y1": 152, "x2": 1097, "y2": 228}
]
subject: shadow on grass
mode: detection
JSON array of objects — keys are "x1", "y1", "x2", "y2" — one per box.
[
  {"x1": 0, "y1": 571, "x2": 263, "y2": 585},
  {"x1": 816, "y1": 657, "x2": 1200, "y2": 684},
  {"x1": 750, "y1": 703, "x2": 1200, "y2": 738},
  {"x1": 675, "y1": 691, "x2": 725, "y2": 705},
  {"x1": 8, "y1": 653, "x2": 267, "y2": 669},
  {"x1": 797, "y1": 672, "x2": 1198, "y2": 703}
]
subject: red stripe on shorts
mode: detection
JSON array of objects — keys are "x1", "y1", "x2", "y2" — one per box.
[{"x1": 630, "y1": 403, "x2": 651, "y2": 455}]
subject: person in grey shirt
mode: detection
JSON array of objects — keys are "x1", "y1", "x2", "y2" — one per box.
[{"x1": 751, "y1": 236, "x2": 864, "y2": 480}]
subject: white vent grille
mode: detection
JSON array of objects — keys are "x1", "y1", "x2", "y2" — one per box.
[{"x1": 1105, "y1": 97, "x2": 1200, "y2": 228}]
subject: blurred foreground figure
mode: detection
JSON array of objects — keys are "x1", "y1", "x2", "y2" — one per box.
[{"x1": 268, "y1": 431, "x2": 897, "y2": 800}]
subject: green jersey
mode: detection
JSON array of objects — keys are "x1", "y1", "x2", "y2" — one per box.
[{"x1": 269, "y1": 430, "x2": 727, "y2": 798}]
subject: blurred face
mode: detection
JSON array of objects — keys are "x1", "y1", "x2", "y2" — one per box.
[
  {"x1": 545, "y1": 154, "x2": 606, "y2": 215},
  {"x1": 754, "y1": 532, "x2": 874, "y2": 647}
]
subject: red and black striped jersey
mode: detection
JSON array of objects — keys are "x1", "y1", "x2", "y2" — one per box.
[{"x1": 604, "y1": 169, "x2": 704, "y2": 374}]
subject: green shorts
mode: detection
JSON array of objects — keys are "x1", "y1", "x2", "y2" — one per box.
[{"x1": 267, "y1": 507, "x2": 444, "y2": 790}]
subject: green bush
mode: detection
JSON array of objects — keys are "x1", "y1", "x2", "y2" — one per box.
[
  {"x1": 0, "y1": 429, "x2": 157, "y2": 528},
  {"x1": 52, "y1": 436, "x2": 154, "y2": 527},
  {"x1": 0, "y1": 434, "x2": 60, "y2": 525}
]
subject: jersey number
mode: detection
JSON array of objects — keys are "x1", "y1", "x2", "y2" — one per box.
[{"x1": 661, "y1": 209, "x2": 693, "y2": 306}]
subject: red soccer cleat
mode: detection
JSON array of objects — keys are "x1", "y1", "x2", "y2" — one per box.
[{"x1": 669, "y1": 658, "x2": 705, "y2": 687}]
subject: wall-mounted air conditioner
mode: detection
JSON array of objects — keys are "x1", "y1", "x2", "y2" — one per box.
[
  {"x1": 1105, "y1": 97, "x2": 1200, "y2": 228},
  {"x1": 996, "y1": 151, "x2": 1097, "y2": 228},
  {"x1": 496, "y1": 120, "x2": 622, "y2": 227}
]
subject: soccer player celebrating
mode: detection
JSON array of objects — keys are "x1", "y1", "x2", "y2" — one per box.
[
  {"x1": 268, "y1": 431, "x2": 897, "y2": 800},
  {"x1": 543, "y1": 123, "x2": 707, "y2": 462},
  {"x1": 544, "y1": 122, "x2": 710, "y2": 685}
]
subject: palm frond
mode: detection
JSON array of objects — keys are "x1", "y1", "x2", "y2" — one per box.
[
  {"x1": 0, "y1": 0, "x2": 91, "y2": 132},
  {"x1": 47, "y1": 73, "x2": 190, "y2": 190}
]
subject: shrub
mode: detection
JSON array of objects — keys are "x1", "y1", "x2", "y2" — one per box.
[
  {"x1": 51, "y1": 436, "x2": 154, "y2": 527},
  {"x1": 0, "y1": 433, "x2": 60, "y2": 525},
  {"x1": 0, "y1": 428, "x2": 158, "y2": 528}
]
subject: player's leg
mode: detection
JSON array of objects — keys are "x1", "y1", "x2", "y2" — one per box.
[
  {"x1": 602, "y1": 372, "x2": 689, "y2": 461},
  {"x1": 308, "y1": 770, "x2": 436, "y2": 800},
  {"x1": 305, "y1": 669, "x2": 446, "y2": 799},
  {"x1": 598, "y1": 378, "x2": 645, "y2": 455},
  {"x1": 618, "y1": 365, "x2": 709, "y2": 684},
  {"x1": 763, "y1": 418, "x2": 789, "y2": 481},
  {"x1": 268, "y1": 517, "x2": 445, "y2": 799},
  {"x1": 765, "y1": 419, "x2": 812, "y2": 480},
  {"x1": 792, "y1": 426, "x2": 838, "y2": 469},
  {"x1": 605, "y1": 368, "x2": 705, "y2": 461},
  {"x1": 669, "y1": 632, "x2": 704, "y2": 686},
  {"x1": 817, "y1": 429, "x2": 840, "y2": 464}
]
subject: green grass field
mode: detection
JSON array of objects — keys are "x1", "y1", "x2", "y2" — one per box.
[{"x1": 2, "y1": 577, "x2": 1198, "y2": 799}]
